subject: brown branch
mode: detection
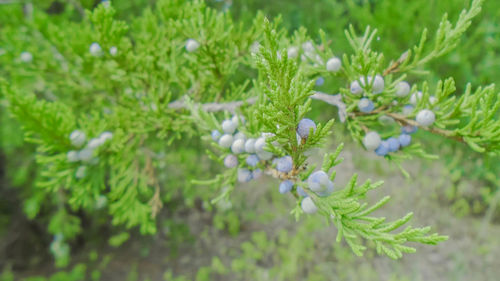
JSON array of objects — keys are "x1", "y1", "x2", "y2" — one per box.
[
  {"x1": 383, "y1": 51, "x2": 409, "y2": 76},
  {"x1": 385, "y1": 112, "x2": 465, "y2": 143}
]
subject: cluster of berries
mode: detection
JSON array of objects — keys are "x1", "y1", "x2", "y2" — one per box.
[
  {"x1": 352, "y1": 78, "x2": 437, "y2": 155},
  {"x1": 66, "y1": 130, "x2": 113, "y2": 178},
  {"x1": 363, "y1": 128, "x2": 415, "y2": 157},
  {"x1": 211, "y1": 115, "x2": 266, "y2": 183},
  {"x1": 280, "y1": 170, "x2": 335, "y2": 215},
  {"x1": 89, "y1": 42, "x2": 118, "y2": 57},
  {"x1": 280, "y1": 118, "x2": 333, "y2": 214}
]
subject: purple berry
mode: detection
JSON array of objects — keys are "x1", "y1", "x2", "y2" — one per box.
[
  {"x1": 276, "y1": 156, "x2": 293, "y2": 173},
  {"x1": 398, "y1": 134, "x2": 411, "y2": 147},
  {"x1": 279, "y1": 180, "x2": 294, "y2": 194},
  {"x1": 211, "y1": 130, "x2": 221, "y2": 141},
  {"x1": 297, "y1": 118, "x2": 317, "y2": 139},
  {"x1": 246, "y1": 154, "x2": 259, "y2": 167},
  {"x1": 375, "y1": 141, "x2": 390, "y2": 156},
  {"x1": 387, "y1": 137, "x2": 400, "y2": 152}
]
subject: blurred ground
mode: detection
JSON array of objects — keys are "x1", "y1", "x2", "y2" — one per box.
[{"x1": 12, "y1": 140, "x2": 499, "y2": 281}]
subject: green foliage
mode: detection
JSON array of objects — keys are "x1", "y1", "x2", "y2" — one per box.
[{"x1": 0, "y1": 0, "x2": 499, "y2": 278}]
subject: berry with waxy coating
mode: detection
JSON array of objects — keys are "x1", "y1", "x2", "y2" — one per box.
[
  {"x1": 254, "y1": 137, "x2": 266, "y2": 152},
  {"x1": 301, "y1": 197, "x2": 318, "y2": 214},
  {"x1": 218, "y1": 134, "x2": 233, "y2": 148},
  {"x1": 302, "y1": 41, "x2": 314, "y2": 53},
  {"x1": 371, "y1": 75, "x2": 385, "y2": 94},
  {"x1": 70, "y1": 130, "x2": 86, "y2": 147},
  {"x1": 244, "y1": 138, "x2": 256, "y2": 153},
  {"x1": 231, "y1": 115, "x2": 245, "y2": 126},
  {"x1": 297, "y1": 186, "x2": 308, "y2": 197},
  {"x1": 185, "y1": 39, "x2": 200, "y2": 52},
  {"x1": 252, "y1": 169, "x2": 262, "y2": 179},
  {"x1": 99, "y1": 131, "x2": 113, "y2": 142},
  {"x1": 410, "y1": 91, "x2": 423, "y2": 105},
  {"x1": 88, "y1": 138, "x2": 103, "y2": 149},
  {"x1": 429, "y1": 95, "x2": 438, "y2": 105},
  {"x1": 231, "y1": 139, "x2": 245, "y2": 154},
  {"x1": 246, "y1": 154, "x2": 259, "y2": 167},
  {"x1": 237, "y1": 168, "x2": 253, "y2": 183},
  {"x1": 256, "y1": 150, "x2": 273, "y2": 161},
  {"x1": 395, "y1": 81, "x2": 411, "y2": 97},
  {"x1": 416, "y1": 109, "x2": 435, "y2": 126},
  {"x1": 20, "y1": 51, "x2": 33, "y2": 63},
  {"x1": 315, "y1": 77, "x2": 324, "y2": 86},
  {"x1": 387, "y1": 137, "x2": 400, "y2": 152},
  {"x1": 222, "y1": 120, "x2": 237, "y2": 134},
  {"x1": 211, "y1": 130, "x2": 221, "y2": 141},
  {"x1": 67, "y1": 151, "x2": 79, "y2": 162},
  {"x1": 297, "y1": 118, "x2": 316, "y2": 139},
  {"x1": 402, "y1": 104, "x2": 414, "y2": 116},
  {"x1": 224, "y1": 154, "x2": 238, "y2": 168},
  {"x1": 233, "y1": 132, "x2": 246, "y2": 141},
  {"x1": 326, "y1": 57, "x2": 341, "y2": 72},
  {"x1": 398, "y1": 134, "x2": 411, "y2": 147},
  {"x1": 358, "y1": 98, "x2": 374, "y2": 113},
  {"x1": 317, "y1": 183, "x2": 334, "y2": 197},
  {"x1": 89, "y1": 42, "x2": 102, "y2": 56},
  {"x1": 276, "y1": 156, "x2": 293, "y2": 173},
  {"x1": 363, "y1": 131, "x2": 381, "y2": 151},
  {"x1": 279, "y1": 180, "x2": 294, "y2": 194},
  {"x1": 375, "y1": 141, "x2": 390, "y2": 156},
  {"x1": 350, "y1": 80, "x2": 363, "y2": 95},
  {"x1": 78, "y1": 148, "x2": 94, "y2": 162},
  {"x1": 287, "y1": 46, "x2": 299, "y2": 58},
  {"x1": 109, "y1": 46, "x2": 118, "y2": 56},
  {"x1": 307, "y1": 171, "x2": 334, "y2": 193},
  {"x1": 75, "y1": 166, "x2": 87, "y2": 179}
]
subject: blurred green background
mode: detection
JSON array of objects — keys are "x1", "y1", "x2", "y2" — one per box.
[{"x1": 0, "y1": 0, "x2": 499, "y2": 280}]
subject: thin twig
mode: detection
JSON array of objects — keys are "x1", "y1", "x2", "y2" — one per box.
[{"x1": 168, "y1": 91, "x2": 348, "y2": 122}]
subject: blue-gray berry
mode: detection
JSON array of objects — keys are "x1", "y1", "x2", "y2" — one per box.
[
  {"x1": 296, "y1": 186, "x2": 308, "y2": 197},
  {"x1": 301, "y1": 197, "x2": 318, "y2": 214},
  {"x1": 211, "y1": 130, "x2": 221, "y2": 141},
  {"x1": 279, "y1": 180, "x2": 294, "y2": 194},
  {"x1": 307, "y1": 171, "x2": 334, "y2": 194},
  {"x1": 246, "y1": 154, "x2": 259, "y2": 167},
  {"x1": 398, "y1": 134, "x2": 411, "y2": 147},
  {"x1": 67, "y1": 150, "x2": 79, "y2": 163},
  {"x1": 387, "y1": 137, "x2": 400, "y2": 152},
  {"x1": 297, "y1": 118, "x2": 316, "y2": 139},
  {"x1": 276, "y1": 156, "x2": 293, "y2": 173},
  {"x1": 69, "y1": 130, "x2": 86, "y2": 147},
  {"x1": 237, "y1": 168, "x2": 253, "y2": 183},
  {"x1": 358, "y1": 98, "x2": 374, "y2": 113},
  {"x1": 252, "y1": 169, "x2": 262, "y2": 179},
  {"x1": 375, "y1": 141, "x2": 389, "y2": 156},
  {"x1": 315, "y1": 77, "x2": 324, "y2": 86},
  {"x1": 224, "y1": 154, "x2": 238, "y2": 168}
]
